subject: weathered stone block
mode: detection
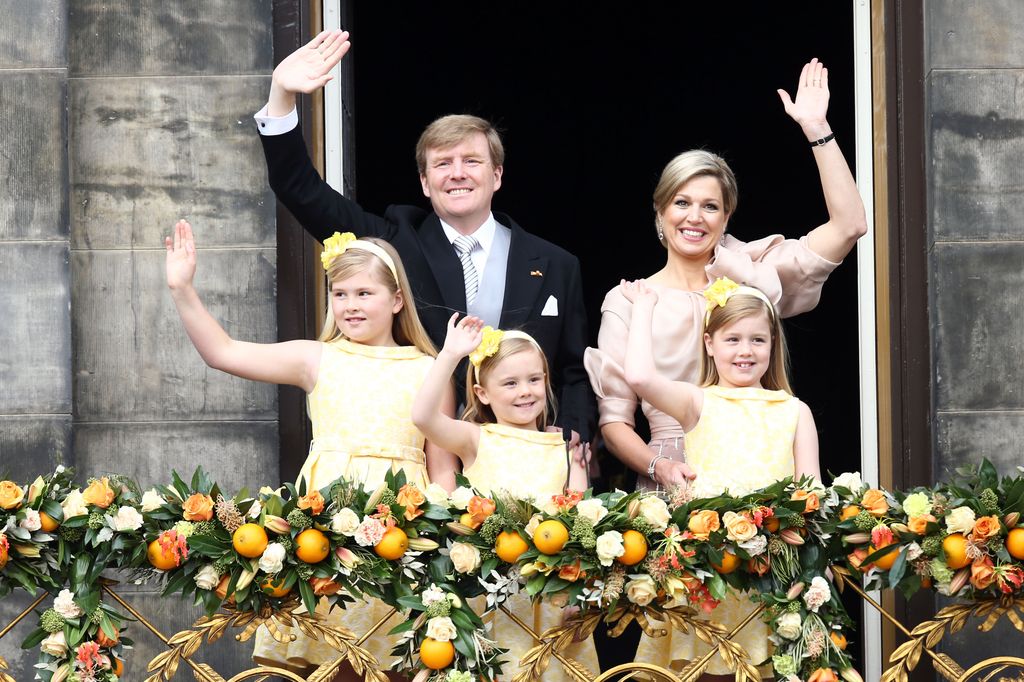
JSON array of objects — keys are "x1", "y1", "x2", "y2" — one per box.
[
  {"x1": 72, "y1": 249, "x2": 276, "y2": 422},
  {"x1": 69, "y1": 76, "x2": 274, "y2": 250},
  {"x1": 933, "y1": 243, "x2": 1024, "y2": 410},
  {"x1": 0, "y1": 416, "x2": 71, "y2": 478},
  {"x1": 0, "y1": 591, "x2": 42, "y2": 677},
  {"x1": 0, "y1": 243, "x2": 71, "y2": 413},
  {"x1": 935, "y1": 411, "x2": 1024, "y2": 478},
  {"x1": 74, "y1": 421, "x2": 278, "y2": 489},
  {"x1": 69, "y1": 0, "x2": 271, "y2": 76},
  {"x1": 0, "y1": 72, "x2": 68, "y2": 241},
  {"x1": 0, "y1": 0, "x2": 66, "y2": 68},
  {"x1": 928, "y1": 70, "x2": 1024, "y2": 242},
  {"x1": 927, "y1": 0, "x2": 1024, "y2": 69}
]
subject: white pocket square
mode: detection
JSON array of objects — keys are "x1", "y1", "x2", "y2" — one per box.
[{"x1": 541, "y1": 295, "x2": 559, "y2": 317}]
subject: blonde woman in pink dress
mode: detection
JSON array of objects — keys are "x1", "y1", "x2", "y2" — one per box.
[{"x1": 585, "y1": 58, "x2": 867, "y2": 499}]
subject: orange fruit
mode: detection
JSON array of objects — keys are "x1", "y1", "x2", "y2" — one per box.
[
  {"x1": 920, "y1": 576, "x2": 933, "y2": 589},
  {"x1": 712, "y1": 549, "x2": 741, "y2": 574},
  {"x1": 533, "y1": 520, "x2": 569, "y2": 555},
  {"x1": 295, "y1": 528, "x2": 330, "y2": 564},
  {"x1": 869, "y1": 543, "x2": 899, "y2": 571},
  {"x1": 942, "y1": 533, "x2": 970, "y2": 570},
  {"x1": 495, "y1": 530, "x2": 529, "y2": 563},
  {"x1": 830, "y1": 631, "x2": 848, "y2": 650},
  {"x1": 112, "y1": 657, "x2": 124, "y2": 677},
  {"x1": 96, "y1": 627, "x2": 118, "y2": 648},
  {"x1": 260, "y1": 575, "x2": 292, "y2": 598},
  {"x1": 147, "y1": 538, "x2": 179, "y2": 570},
  {"x1": 232, "y1": 523, "x2": 269, "y2": 558},
  {"x1": 763, "y1": 516, "x2": 781, "y2": 533},
  {"x1": 839, "y1": 505, "x2": 861, "y2": 522},
  {"x1": 39, "y1": 511, "x2": 60, "y2": 532},
  {"x1": 420, "y1": 637, "x2": 455, "y2": 670},
  {"x1": 1007, "y1": 527, "x2": 1024, "y2": 560},
  {"x1": 617, "y1": 530, "x2": 648, "y2": 566},
  {"x1": 374, "y1": 526, "x2": 409, "y2": 560}
]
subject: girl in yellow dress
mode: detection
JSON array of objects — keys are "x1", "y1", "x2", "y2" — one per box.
[
  {"x1": 621, "y1": 277, "x2": 821, "y2": 681},
  {"x1": 165, "y1": 222, "x2": 456, "y2": 680},
  {"x1": 411, "y1": 314, "x2": 598, "y2": 681}
]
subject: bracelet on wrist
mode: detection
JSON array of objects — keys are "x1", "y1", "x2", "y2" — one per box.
[
  {"x1": 809, "y1": 132, "x2": 836, "y2": 147},
  {"x1": 647, "y1": 454, "x2": 667, "y2": 482}
]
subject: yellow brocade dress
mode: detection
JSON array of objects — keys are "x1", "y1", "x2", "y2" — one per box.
[
  {"x1": 464, "y1": 424, "x2": 601, "y2": 681},
  {"x1": 252, "y1": 337, "x2": 433, "y2": 674},
  {"x1": 635, "y1": 386, "x2": 799, "y2": 676}
]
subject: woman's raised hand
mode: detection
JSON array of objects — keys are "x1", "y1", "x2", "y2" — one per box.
[
  {"x1": 272, "y1": 29, "x2": 351, "y2": 97},
  {"x1": 619, "y1": 279, "x2": 659, "y2": 306},
  {"x1": 442, "y1": 313, "x2": 485, "y2": 359},
  {"x1": 165, "y1": 219, "x2": 197, "y2": 291},
  {"x1": 777, "y1": 58, "x2": 832, "y2": 139}
]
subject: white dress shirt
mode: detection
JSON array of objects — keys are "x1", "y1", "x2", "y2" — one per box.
[{"x1": 440, "y1": 215, "x2": 496, "y2": 282}]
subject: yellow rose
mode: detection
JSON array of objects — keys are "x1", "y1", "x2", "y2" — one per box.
[
  {"x1": 860, "y1": 489, "x2": 888, "y2": 517},
  {"x1": 722, "y1": 511, "x2": 758, "y2": 542},
  {"x1": 297, "y1": 490, "x2": 325, "y2": 516},
  {"x1": 971, "y1": 515, "x2": 1001, "y2": 540},
  {"x1": 396, "y1": 484, "x2": 426, "y2": 521},
  {"x1": 687, "y1": 509, "x2": 720, "y2": 541},
  {"x1": 0, "y1": 481, "x2": 25, "y2": 510},
  {"x1": 182, "y1": 493, "x2": 214, "y2": 521},
  {"x1": 81, "y1": 477, "x2": 115, "y2": 509}
]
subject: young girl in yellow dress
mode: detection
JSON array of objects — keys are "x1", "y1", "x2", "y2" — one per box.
[
  {"x1": 411, "y1": 313, "x2": 598, "y2": 681},
  {"x1": 621, "y1": 277, "x2": 820, "y2": 681},
  {"x1": 165, "y1": 222, "x2": 455, "y2": 680}
]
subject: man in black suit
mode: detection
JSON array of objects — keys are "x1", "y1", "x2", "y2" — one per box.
[{"x1": 254, "y1": 29, "x2": 594, "y2": 468}]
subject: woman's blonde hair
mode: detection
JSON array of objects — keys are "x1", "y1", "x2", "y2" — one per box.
[
  {"x1": 317, "y1": 238, "x2": 437, "y2": 356},
  {"x1": 699, "y1": 294, "x2": 792, "y2": 393},
  {"x1": 462, "y1": 337, "x2": 555, "y2": 430},
  {"x1": 653, "y1": 150, "x2": 739, "y2": 247}
]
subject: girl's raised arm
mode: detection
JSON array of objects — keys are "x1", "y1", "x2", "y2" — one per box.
[
  {"x1": 793, "y1": 400, "x2": 821, "y2": 481},
  {"x1": 424, "y1": 380, "x2": 460, "y2": 492},
  {"x1": 621, "y1": 280, "x2": 702, "y2": 431},
  {"x1": 166, "y1": 219, "x2": 320, "y2": 392},
  {"x1": 411, "y1": 314, "x2": 483, "y2": 463}
]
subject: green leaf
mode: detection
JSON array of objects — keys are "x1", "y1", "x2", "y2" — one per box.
[
  {"x1": 454, "y1": 629, "x2": 475, "y2": 658},
  {"x1": 99, "y1": 612, "x2": 118, "y2": 640},
  {"x1": 397, "y1": 595, "x2": 427, "y2": 611},
  {"x1": 298, "y1": 576, "x2": 317, "y2": 615},
  {"x1": 40, "y1": 498, "x2": 63, "y2": 523},
  {"x1": 888, "y1": 547, "x2": 909, "y2": 588},
  {"x1": 20, "y1": 627, "x2": 48, "y2": 650},
  {"x1": 387, "y1": 618, "x2": 417, "y2": 635}
]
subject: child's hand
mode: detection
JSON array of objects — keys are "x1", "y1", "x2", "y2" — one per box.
[
  {"x1": 442, "y1": 313, "x2": 485, "y2": 359},
  {"x1": 620, "y1": 278, "x2": 658, "y2": 305},
  {"x1": 165, "y1": 219, "x2": 197, "y2": 291}
]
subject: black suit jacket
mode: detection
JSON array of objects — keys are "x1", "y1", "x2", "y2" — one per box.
[{"x1": 260, "y1": 126, "x2": 595, "y2": 441}]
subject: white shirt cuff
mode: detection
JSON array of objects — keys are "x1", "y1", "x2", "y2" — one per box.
[{"x1": 254, "y1": 104, "x2": 299, "y2": 136}]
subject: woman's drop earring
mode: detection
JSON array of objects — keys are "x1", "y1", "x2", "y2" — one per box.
[{"x1": 656, "y1": 217, "x2": 664, "y2": 242}]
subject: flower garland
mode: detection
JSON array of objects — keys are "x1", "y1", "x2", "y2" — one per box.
[{"x1": 2, "y1": 461, "x2": 1023, "y2": 682}]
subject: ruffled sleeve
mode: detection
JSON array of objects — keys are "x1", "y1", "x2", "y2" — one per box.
[
  {"x1": 584, "y1": 287, "x2": 637, "y2": 428},
  {"x1": 708, "y1": 234, "x2": 840, "y2": 318}
]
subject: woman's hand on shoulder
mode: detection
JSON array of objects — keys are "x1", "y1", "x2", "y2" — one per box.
[
  {"x1": 441, "y1": 313, "x2": 485, "y2": 359},
  {"x1": 165, "y1": 219, "x2": 197, "y2": 291},
  {"x1": 777, "y1": 57, "x2": 832, "y2": 140},
  {"x1": 619, "y1": 279, "x2": 658, "y2": 306}
]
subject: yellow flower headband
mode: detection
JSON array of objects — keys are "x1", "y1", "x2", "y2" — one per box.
[
  {"x1": 469, "y1": 327, "x2": 542, "y2": 380},
  {"x1": 320, "y1": 231, "x2": 399, "y2": 282},
  {"x1": 703, "y1": 277, "x2": 776, "y2": 328}
]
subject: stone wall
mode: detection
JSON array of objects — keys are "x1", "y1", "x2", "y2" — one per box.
[
  {"x1": 0, "y1": 1, "x2": 279, "y2": 677},
  {"x1": 927, "y1": 0, "x2": 1024, "y2": 670}
]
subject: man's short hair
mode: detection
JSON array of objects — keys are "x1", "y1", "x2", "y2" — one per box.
[{"x1": 415, "y1": 114, "x2": 504, "y2": 174}]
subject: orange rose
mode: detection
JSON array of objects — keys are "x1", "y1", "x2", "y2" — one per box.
[
  {"x1": 397, "y1": 484, "x2": 426, "y2": 521},
  {"x1": 82, "y1": 477, "x2": 116, "y2": 509},
  {"x1": 182, "y1": 493, "x2": 214, "y2": 521},
  {"x1": 747, "y1": 554, "x2": 771, "y2": 577},
  {"x1": 467, "y1": 496, "x2": 496, "y2": 526},
  {"x1": 0, "y1": 481, "x2": 24, "y2": 510},
  {"x1": 687, "y1": 510, "x2": 720, "y2": 541},
  {"x1": 860, "y1": 489, "x2": 888, "y2": 517},
  {"x1": 808, "y1": 668, "x2": 840, "y2": 682},
  {"x1": 0, "y1": 535, "x2": 8, "y2": 570},
  {"x1": 907, "y1": 514, "x2": 936, "y2": 535},
  {"x1": 971, "y1": 515, "x2": 1001, "y2": 540},
  {"x1": 558, "y1": 560, "x2": 583, "y2": 582},
  {"x1": 722, "y1": 511, "x2": 758, "y2": 542},
  {"x1": 310, "y1": 577, "x2": 343, "y2": 596},
  {"x1": 970, "y1": 555, "x2": 996, "y2": 590},
  {"x1": 847, "y1": 547, "x2": 869, "y2": 573},
  {"x1": 298, "y1": 490, "x2": 325, "y2": 516},
  {"x1": 791, "y1": 489, "x2": 820, "y2": 514}
]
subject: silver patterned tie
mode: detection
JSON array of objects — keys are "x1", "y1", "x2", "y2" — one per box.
[{"x1": 453, "y1": 234, "x2": 479, "y2": 306}]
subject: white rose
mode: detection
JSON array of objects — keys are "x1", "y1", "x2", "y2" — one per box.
[
  {"x1": 140, "y1": 489, "x2": 166, "y2": 513},
  {"x1": 945, "y1": 506, "x2": 976, "y2": 535},
  {"x1": 20, "y1": 508, "x2": 42, "y2": 532},
  {"x1": 424, "y1": 483, "x2": 450, "y2": 506},
  {"x1": 425, "y1": 616, "x2": 457, "y2": 642},
  {"x1": 906, "y1": 542, "x2": 923, "y2": 561},
  {"x1": 421, "y1": 583, "x2": 446, "y2": 607},
  {"x1": 96, "y1": 527, "x2": 113, "y2": 543},
  {"x1": 831, "y1": 472, "x2": 863, "y2": 493},
  {"x1": 775, "y1": 611, "x2": 802, "y2": 640},
  {"x1": 803, "y1": 576, "x2": 832, "y2": 613},
  {"x1": 112, "y1": 506, "x2": 144, "y2": 532},
  {"x1": 40, "y1": 631, "x2": 68, "y2": 657},
  {"x1": 524, "y1": 513, "x2": 543, "y2": 538},
  {"x1": 625, "y1": 575, "x2": 658, "y2": 606},
  {"x1": 61, "y1": 489, "x2": 88, "y2": 519},
  {"x1": 638, "y1": 496, "x2": 670, "y2": 532},
  {"x1": 449, "y1": 487, "x2": 474, "y2": 510},
  {"x1": 739, "y1": 534, "x2": 768, "y2": 557},
  {"x1": 595, "y1": 530, "x2": 625, "y2": 567},
  {"x1": 330, "y1": 508, "x2": 361, "y2": 536},
  {"x1": 449, "y1": 542, "x2": 481, "y2": 574},
  {"x1": 248, "y1": 499, "x2": 262, "y2": 519},
  {"x1": 194, "y1": 564, "x2": 221, "y2": 590},
  {"x1": 576, "y1": 498, "x2": 608, "y2": 525},
  {"x1": 53, "y1": 589, "x2": 83, "y2": 619},
  {"x1": 258, "y1": 542, "x2": 287, "y2": 575}
]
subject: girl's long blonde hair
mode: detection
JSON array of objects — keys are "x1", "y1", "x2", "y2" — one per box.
[
  {"x1": 317, "y1": 238, "x2": 437, "y2": 356},
  {"x1": 699, "y1": 294, "x2": 792, "y2": 393},
  {"x1": 462, "y1": 337, "x2": 556, "y2": 430}
]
